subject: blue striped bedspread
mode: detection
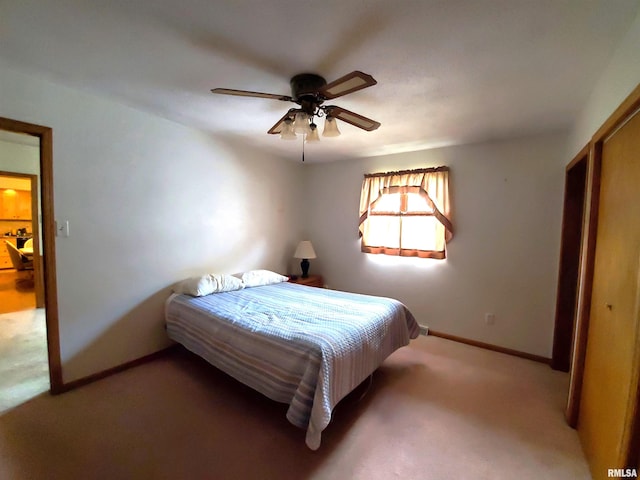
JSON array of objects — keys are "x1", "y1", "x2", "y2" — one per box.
[{"x1": 165, "y1": 281, "x2": 420, "y2": 450}]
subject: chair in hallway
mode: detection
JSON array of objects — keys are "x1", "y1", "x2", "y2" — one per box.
[{"x1": 4, "y1": 241, "x2": 34, "y2": 286}]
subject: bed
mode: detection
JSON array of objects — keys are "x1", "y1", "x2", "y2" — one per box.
[{"x1": 165, "y1": 279, "x2": 419, "y2": 450}]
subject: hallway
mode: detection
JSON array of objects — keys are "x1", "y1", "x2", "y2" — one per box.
[
  {"x1": 0, "y1": 270, "x2": 48, "y2": 412},
  {"x1": 0, "y1": 270, "x2": 35, "y2": 314}
]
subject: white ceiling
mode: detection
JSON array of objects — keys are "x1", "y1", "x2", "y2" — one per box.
[{"x1": 1, "y1": 0, "x2": 638, "y2": 162}]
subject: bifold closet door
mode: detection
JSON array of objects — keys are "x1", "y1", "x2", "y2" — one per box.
[{"x1": 578, "y1": 107, "x2": 640, "y2": 477}]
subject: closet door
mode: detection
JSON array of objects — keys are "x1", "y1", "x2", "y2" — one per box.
[{"x1": 578, "y1": 106, "x2": 640, "y2": 477}]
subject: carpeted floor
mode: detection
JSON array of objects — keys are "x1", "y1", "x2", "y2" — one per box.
[
  {"x1": 0, "y1": 335, "x2": 591, "y2": 480},
  {"x1": 0, "y1": 308, "x2": 49, "y2": 413}
]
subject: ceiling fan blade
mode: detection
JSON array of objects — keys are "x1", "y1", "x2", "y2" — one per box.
[
  {"x1": 319, "y1": 71, "x2": 377, "y2": 99},
  {"x1": 267, "y1": 110, "x2": 298, "y2": 134},
  {"x1": 211, "y1": 88, "x2": 293, "y2": 102},
  {"x1": 326, "y1": 106, "x2": 381, "y2": 131}
]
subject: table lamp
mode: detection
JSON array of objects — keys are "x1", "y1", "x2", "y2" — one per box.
[{"x1": 294, "y1": 240, "x2": 317, "y2": 278}]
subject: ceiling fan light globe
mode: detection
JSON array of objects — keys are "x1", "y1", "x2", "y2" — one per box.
[
  {"x1": 293, "y1": 112, "x2": 310, "y2": 134},
  {"x1": 280, "y1": 119, "x2": 297, "y2": 140},
  {"x1": 281, "y1": 130, "x2": 297, "y2": 140},
  {"x1": 323, "y1": 116, "x2": 341, "y2": 137},
  {"x1": 306, "y1": 124, "x2": 320, "y2": 142}
]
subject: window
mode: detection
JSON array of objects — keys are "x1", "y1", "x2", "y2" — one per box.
[{"x1": 358, "y1": 167, "x2": 453, "y2": 259}]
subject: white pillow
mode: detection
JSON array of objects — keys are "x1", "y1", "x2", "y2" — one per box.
[
  {"x1": 241, "y1": 269, "x2": 289, "y2": 287},
  {"x1": 210, "y1": 273, "x2": 245, "y2": 292},
  {"x1": 174, "y1": 273, "x2": 245, "y2": 297}
]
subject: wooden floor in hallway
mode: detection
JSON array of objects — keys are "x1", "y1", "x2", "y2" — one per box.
[{"x1": 0, "y1": 269, "x2": 35, "y2": 315}]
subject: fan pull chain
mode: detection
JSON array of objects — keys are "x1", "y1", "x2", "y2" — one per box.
[{"x1": 302, "y1": 134, "x2": 305, "y2": 162}]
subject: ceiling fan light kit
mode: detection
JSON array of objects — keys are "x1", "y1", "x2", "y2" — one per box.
[
  {"x1": 280, "y1": 118, "x2": 297, "y2": 140},
  {"x1": 322, "y1": 116, "x2": 340, "y2": 137},
  {"x1": 211, "y1": 70, "x2": 380, "y2": 146},
  {"x1": 293, "y1": 111, "x2": 311, "y2": 134},
  {"x1": 306, "y1": 123, "x2": 320, "y2": 142}
]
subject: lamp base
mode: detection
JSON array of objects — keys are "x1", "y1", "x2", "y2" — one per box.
[{"x1": 300, "y1": 259, "x2": 310, "y2": 278}]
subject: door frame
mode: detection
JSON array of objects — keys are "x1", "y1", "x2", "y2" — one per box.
[
  {"x1": 28, "y1": 174, "x2": 46, "y2": 308},
  {"x1": 566, "y1": 83, "x2": 640, "y2": 467},
  {"x1": 565, "y1": 141, "x2": 600, "y2": 428},
  {"x1": 0, "y1": 116, "x2": 62, "y2": 394},
  {"x1": 0, "y1": 170, "x2": 45, "y2": 308},
  {"x1": 551, "y1": 144, "x2": 589, "y2": 372}
]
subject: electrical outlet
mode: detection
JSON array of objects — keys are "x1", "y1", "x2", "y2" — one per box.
[{"x1": 485, "y1": 313, "x2": 496, "y2": 325}]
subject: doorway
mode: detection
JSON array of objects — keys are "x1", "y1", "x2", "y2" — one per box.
[
  {"x1": 0, "y1": 117, "x2": 62, "y2": 405},
  {"x1": 0, "y1": 163, "x2": 46, "y2": 410},
  {"x1": 1, "y1": 171, "x2": 45, "y2": 310},
  {"x1": 551, "y1": 147, "x2": 588, "y2": 372}
]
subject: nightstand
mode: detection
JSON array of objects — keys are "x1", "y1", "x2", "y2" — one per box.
[{"x1": 288, "y1": 274, "x2": 324, "y2": 288}]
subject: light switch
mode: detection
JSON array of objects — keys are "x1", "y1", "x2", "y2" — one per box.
[{"x1": 56, "y1": 220, "x2": 70, "y2": 237}]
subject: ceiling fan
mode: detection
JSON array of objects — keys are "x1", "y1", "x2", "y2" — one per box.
[{"x1": 211, "y1": 71, "x2": 381, "y2": 141}]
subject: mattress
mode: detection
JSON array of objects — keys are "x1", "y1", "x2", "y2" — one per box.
[{"x1": 165, "y1": 281, "x2": 419, "y2": 449}]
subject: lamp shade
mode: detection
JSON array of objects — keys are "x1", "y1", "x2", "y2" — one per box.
[
  {"x1": 280, "y1": 118, "x2": 297, "y2": 140},
  {"x1": 306, "y1": 123, "x2": 320, "y2": 142},
  {"x1": 294, "y1": 240, "x2": 317, "y2": 259},
  {"x1": 293, "y1": 112, "x2": 311, "y2": 134},
  {"x1": 322, "y1": 116, "x2": 341, "y2": 137}
]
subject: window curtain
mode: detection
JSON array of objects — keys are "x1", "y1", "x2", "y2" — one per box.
[{"x1": 358, "y1": 166, "x2": 453, "y2": 259}]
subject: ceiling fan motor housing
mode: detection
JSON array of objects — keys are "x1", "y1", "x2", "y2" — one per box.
[{"x1": 290, "y1": 73, "x2": 327, "y2": 104}]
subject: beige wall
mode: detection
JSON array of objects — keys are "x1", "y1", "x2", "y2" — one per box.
[
  {"x1": 1, "y1": 60, "x2": 305, "y2": 383},
  {"x1": 0, "y1": 138, "x2": 41, "y2": 249},
  {"x1": 0, "y1": 138, "x2": 39, "y2": 176},
  {"x1": 303, "y1": 132, "x2": 567, "y2": 357}
]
